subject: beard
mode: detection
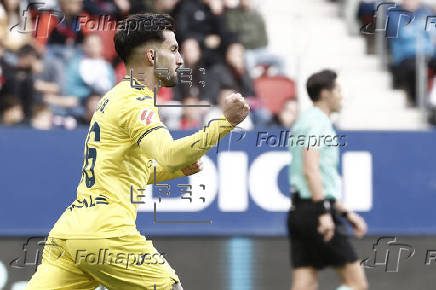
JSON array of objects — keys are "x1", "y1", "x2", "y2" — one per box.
[{"x1": 156, "y1": 71, "x2": 177, "y2": 87}]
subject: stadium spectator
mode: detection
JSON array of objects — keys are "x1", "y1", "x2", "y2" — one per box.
[
  {"x1": 206, "y1": 41, "x2": 254, "y2": 104},
  {"x1": 83, "y1": 0, "x2": 127, "y2": 18},
  {"x1": 180, "y1": 95, "x2": 204, "y2": 130},
  {"x1": 270, "y1": 99, "x2": 298, "y2": 127},
  {"x1": 77, "y1": 94, "x2": 101, "y2": 125},
  {"x1": 0, "y1": 95, "x2": 25, "y2": 125},
  {"x1": 38, "y1": 33, "x2": 111, "y2": 122},
  {"x1": 174, "y1": 37, "x2": 207, "y2": 101},
  {"x1": 0, "y1": 39, "x2": 17, "y2": 98},
  {"x1": 82, "y1": 0, "x2": 152, "y2": 20},
  {"x1": 245, "y1": 96, "x2": 272, "y2": 127},
  {"x1": 206, "y1": 40, "x2": 273, "y2": 126},
  {"x1": 225, "y1": 0, "x2": 267, "y2": 49},
  {"x1": 0, "y1": 0, "x2": 33, "y2": 52},
  {"x1": 387, "y1": 0, "x2": 436, "y2": 106},
  {"x1": 31, "y1": 102, "x2": 53, "y2": 130},
  {"x1": 154, "y1": 0, "x2": 179, "y2": 14},
  {"x1": 37, "y1": 46, "x2": 79, "y2": 120},
  {"x1": 203, "y1": 0, "x2": 236, "y2": 66},
  {"x1": 65, "y1": 33, "x2": 115, "y2": 99},
  {"x1": 40, "y1": 0, "x2": 86, "y2": 47},
  {"x1": 34, "y1": 0, "x2": 92, "y2": 100},
  {"x1": 35, "y1": 58, "x2": 62, "y2": 97},
  {"x1": 40, "y1": 92, "x2": 79, "y2": 117},
  {"x1": 173, "y1": 0, "x2": 230, "y2": 67},
  {"x1": 37, "y1": 49, "x2": 65, "y2": 96},
  {"x1": 225, "y1": 0, "x2": 284, "y2": 75},
  {"x1": 0, "y1": 1, "x2": 280, "y2": 131},
  {"x1": 14, "y1": 44, "x2": 41, "y2": 119}
]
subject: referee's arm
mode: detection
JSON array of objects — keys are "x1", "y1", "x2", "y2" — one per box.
[{"x1": 303, "y1": 147, "x2": 335, "y2": 241}]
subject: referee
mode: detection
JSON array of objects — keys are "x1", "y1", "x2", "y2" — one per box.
[{"x1": 287, "y1": 69, "x2": 368, "y2": 290}]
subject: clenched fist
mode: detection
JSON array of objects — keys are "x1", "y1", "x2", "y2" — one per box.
[{"x1": 222, "y1": 93, "x2": 250, "y2": 127}]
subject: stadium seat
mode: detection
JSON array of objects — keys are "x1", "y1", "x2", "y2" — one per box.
[{"x1": 253, "y1": 76, "x2": 296, "y2": 114}]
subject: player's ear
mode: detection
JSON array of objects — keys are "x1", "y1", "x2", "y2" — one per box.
[{"x1": 145, "y1": 47, "x2": 155, "y2": 65}]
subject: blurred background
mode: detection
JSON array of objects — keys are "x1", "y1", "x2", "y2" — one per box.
[{"x1": 1, "y1": 0, "x2": 436, "y2": 289}]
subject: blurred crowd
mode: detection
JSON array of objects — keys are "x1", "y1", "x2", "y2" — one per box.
[
  {"x1": 358, "y1": 0, "x2": 436, "y2": 124},
  {"x1": 0, "y1": 0, "x2": 297, "y2": 130}
]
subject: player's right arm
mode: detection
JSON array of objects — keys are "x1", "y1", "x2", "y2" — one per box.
[{"x1": 303, "y1": 148, "x2": 324, "y2": 201}]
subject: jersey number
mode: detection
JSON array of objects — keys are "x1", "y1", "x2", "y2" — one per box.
[{"x1": 81, "y1": 122, "x2": 100, "y2": 188}]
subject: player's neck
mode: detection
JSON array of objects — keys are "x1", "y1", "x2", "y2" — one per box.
[
  {"x1": 313, "y1": 102, "x2": 331, "y2": 117},
  {"x1": 126, "y1": 64, "x2": 159, "y2": 94}
]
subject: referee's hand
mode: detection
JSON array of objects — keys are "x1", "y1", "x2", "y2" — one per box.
[
  {"x1": 346, "y1": 212, "x2": 367, "y2": 238},
  {"x1": 318, "y1": 213, "x2": 335, "y2": 242}
]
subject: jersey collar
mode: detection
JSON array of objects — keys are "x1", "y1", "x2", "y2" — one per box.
[{"x1": 122, "y1": 75, "x2": 155, "y2": 97}]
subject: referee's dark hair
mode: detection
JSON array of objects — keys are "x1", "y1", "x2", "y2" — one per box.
[
  {"x1": 306, "y1": 69, "x2": 337, "y2": 102},
  {"x1": 114, "y1": 13, "x2": 175, "y2": 64}
]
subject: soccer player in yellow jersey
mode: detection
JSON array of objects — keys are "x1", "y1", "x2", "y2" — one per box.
[{"x1": 26, "y1": 13, "x2": 250, "y2": 290}]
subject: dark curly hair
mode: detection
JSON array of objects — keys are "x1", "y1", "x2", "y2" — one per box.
[{"x1": 114, "y1": 13, "x2": 175, "y2": 64}]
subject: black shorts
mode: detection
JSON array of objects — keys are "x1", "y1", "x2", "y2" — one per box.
[{"x1": 287, "y1": 195, "x2": 358, "y2": 270}]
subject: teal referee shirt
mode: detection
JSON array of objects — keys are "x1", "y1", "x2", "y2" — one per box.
[{"x1": 289, "y1": 106, "x2": 341, "y2": 200}]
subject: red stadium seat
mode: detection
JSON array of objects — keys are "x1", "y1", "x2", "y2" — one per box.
[{"x1": 254, "y1": 76, "x2": 296, "y2": 114}]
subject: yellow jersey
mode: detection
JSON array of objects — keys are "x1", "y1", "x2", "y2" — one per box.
[{"x1": 49, "y1": 77, "x2": 234, "y2": 239}]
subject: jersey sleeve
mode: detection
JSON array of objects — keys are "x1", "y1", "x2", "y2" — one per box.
[
  {"x1": 302, "y1": 119, "x2": 330, "y2": 150},
  {"x1": 139, "y1": 115, "x2": 234, "y2": 173},
  {"x1": 120, "y1": 97, "x2": 165, "y2": 144},
  {"x1": 147, "y1": 163, "x2": 185, "y2": 185}
]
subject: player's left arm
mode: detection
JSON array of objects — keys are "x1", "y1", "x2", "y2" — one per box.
[
  {"x1": 147, "y1": 160, "x2": 203, "y2": 185},
  {"x1": 335, "y1": 200, "x2": 367, "y2": 238},
  {"x1": 122, "y1": 93, "x2": 247, "y2": 173}
]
